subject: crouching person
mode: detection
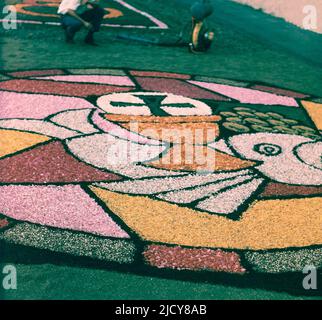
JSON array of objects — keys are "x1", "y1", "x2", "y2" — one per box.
[{"x1": 58, "y1": 0, "x2": 105, "y2": 45}]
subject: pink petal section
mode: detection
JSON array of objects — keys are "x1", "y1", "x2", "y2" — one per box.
[
  {"x1": 33, "y1": 75, "x2": 135, "y2": 87},
  {"x1": 188, "y1": 81, "x2": 298, "y2": 106},
  {"x1": 0, "y1": 91, "x2": 95, "y2": 119},
  {"x1": 0, "y1": 184, "x2": 129, "y2": 238}
]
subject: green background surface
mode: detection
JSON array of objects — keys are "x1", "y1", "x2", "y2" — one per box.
[
  {"x1": 0, "y1": 0, "x2": 322, "y2": 300},
  {"x1": 1, "y1": 264, "x2": 320, "y2": 300}
]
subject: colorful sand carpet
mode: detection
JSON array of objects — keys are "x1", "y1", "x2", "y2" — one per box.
[
  {"x1": 0, "y1": 0, "x2": 168, "y2": 29},
  {"x1": 0, "y1": 67, "x2": 321, "y2": 290}
]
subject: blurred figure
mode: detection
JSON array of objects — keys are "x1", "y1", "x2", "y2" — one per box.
[
  {"x1": 58, "y1": 0, "x2": 105, "y2": 45},
  {"x1": 191, "y1": 0, "x2": 213, "y2": 22}
]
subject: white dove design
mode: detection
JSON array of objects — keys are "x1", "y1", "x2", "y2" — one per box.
[{"x1": 87, "y1": 131, "x2": 321, "y2": 217}]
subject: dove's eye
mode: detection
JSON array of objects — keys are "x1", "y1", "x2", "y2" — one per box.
[{"x1": 253, "y1": 143, "x2": 282, "y2": 156}]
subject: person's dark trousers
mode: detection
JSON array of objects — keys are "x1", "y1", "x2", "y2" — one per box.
[
  {"x1": 61, "y1": 4, "x2": 105, "y2": 44},
  {"x1": 80, "y1": 4, "x2": 105, "y2": 43}
]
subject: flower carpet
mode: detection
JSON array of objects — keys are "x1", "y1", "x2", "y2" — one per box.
[
  {"x1": 0, "y1": 67, "x2": 321, "y2": 290},
  {"x1": 0, "y1": 0, "x2": 168, "y2": 29}
]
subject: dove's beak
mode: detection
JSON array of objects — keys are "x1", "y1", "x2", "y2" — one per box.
[{"x1": 206, "y1": 148, "x2": 258, "y2": 172}]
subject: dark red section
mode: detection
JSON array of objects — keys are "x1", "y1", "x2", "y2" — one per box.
[
  {"x1": 144, "y1": 245, "x2": 246, "y2": 273},
  {"x1": 8, "y1": 69, "x2": 66, "y2": 78},
  {"x1": 0, "y1": 79, "x2": 133, "y2": 97},
  {"x1": 135, "y1": 77, "x2": 230, "y2": 101},
  {"x1": 130, "y1": 70, "x2": 191, "y2": 80},
  {"x1": 260, "y1": 182, "x2": 322, "y2": 198},
  {"x1": 251, "y1": 85, "x2": 309, "y2": 99},
  {"x1": 0, "y1": 141, "x2": 121, "y2": 184}
]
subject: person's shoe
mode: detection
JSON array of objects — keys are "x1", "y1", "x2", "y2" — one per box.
[{"x1": 84, "y1": 32, "x2": 98, "y2": 46}]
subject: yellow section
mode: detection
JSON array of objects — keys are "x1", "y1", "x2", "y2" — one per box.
[
  {"x1": 302, "y1": 101, "x2": 322, "y2": 130},
  {"x1": 0, "y1": 129, "x2": 50, "y2": 158},
  {"x1": 90, "y1": 186, "x2": 322, "y2": 250},
  {"x1": 104, "y1": 8, "x2": 124, "y2": 19}
]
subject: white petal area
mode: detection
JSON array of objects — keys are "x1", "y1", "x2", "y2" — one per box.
[
  {"x1": 0, "y1": 119, "x2": 80, "y2": 139},
  {"x1": 295, "y1": 141, "x2": 322, "y2": 170},
  {"x1": 207, "y1": 139, "x2": 235, "y2": 155},
  {"x1": 49, "y1": 109, "x2": 98, "y2": 134},
  {"x1": 157, "y1": 174, "x2": 254, "y2": 204},
  {"x1": 196, "y1": 178, "x2": 265, "y2": 214},
  {"x1": 229, "y1": 133, "x2": 322, "y2": 185},
  {"x1": 66, "y1": 133, "x2": 181, "y2": 178},
  {"x1": 160, "y1": 94, "x2": 212, "y2": 116},
  {"x1": 258, "y1": 159, "x2": 322, "y2": 186},
  {"x1": 97, "y1": 92, "x2": 152, "y2": 115},
  {"x1": 96, "y1": 91, "x2": 212, "y2": 116},
  {"x1": 96, "y1": 164, "x2": 187, "y2": 179},
  {"x1": 188, "y1": 81, "x2": 298, "y2": 107},
  {"x1": 97, "y1": 169, "x2": 251, "y2": 195},
  {"x1": 229, "y1": 133, "x2": 311, "y2": 161},
  {"x1": 32, "y1": 75, "x2": 135, "y2": 86}
]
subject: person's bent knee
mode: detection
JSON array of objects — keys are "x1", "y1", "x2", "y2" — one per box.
[{"x1": 62, "y1": 16, "x2": 82, "y2": 29}]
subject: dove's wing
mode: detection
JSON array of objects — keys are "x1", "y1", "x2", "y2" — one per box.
[
  {"x1": 65, "y1": 131, "x2": 191, "y2": 179},
  {"x1": 95, "y1": 169, "x2": 265, "y2": 215},
  {"x1": 96, "y1": 169, "x2": 252, "y2": 194},
  {"x1": 48, "y1": 108, "x2": 99, "y2": 134},
  {"x1": 194, "y1": 177, "x2": 265, "y2": 214},
  {"x1": 0, "y1": 118, "x2": 81, "y2": 139},
  {"x1": 49, "y1": 109, "x2": 185, "y2": 179},
  {"x1": 56, "y1": 110, "x2": 266, "y2": 214}
]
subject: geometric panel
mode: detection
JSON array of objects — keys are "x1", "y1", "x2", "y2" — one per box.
[
  {"x1": 90, "y1": 186, "x2": 322, "y2": 250},
  {"x1": 136, "y1": 77, "x2": 230, "y2": 101},
  {"x1": 0, "y1": 129, "x2": 50, "y2": 159},
  {"x1": 0, "y1": 141, "x2": 121, "y2": 184},
  {"x1": 0, "y1": 223, "x2": 136, "y2": 263},
  {"x1": 245, "y1": 247, "x2": 322, "y2": 273},
  {"x1": 1, "y1": 67, "x2": 321, "y2": 290},
  {"x1": 302, "y1": 101, "x2": 322, "y2": 130},
  {"x1": 0, "y1": 79, "x2": 133, "y2": 97},
  {"x1": 189, "y1": 81, "x2": 299, "y2": 106},
  {"x1": 144, "y1": 244, "x2": 246, "y2": 273},
  {"x1": 0, "y1": 91, "x2": 94, "y2": 119},
  {"x1": 0, "y1": 184, "x2": 129, "y2": 238}
]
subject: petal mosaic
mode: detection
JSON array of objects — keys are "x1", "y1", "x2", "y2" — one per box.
[{"x1": 0, "y1": 67, "x2": 321, "y2": 292}]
